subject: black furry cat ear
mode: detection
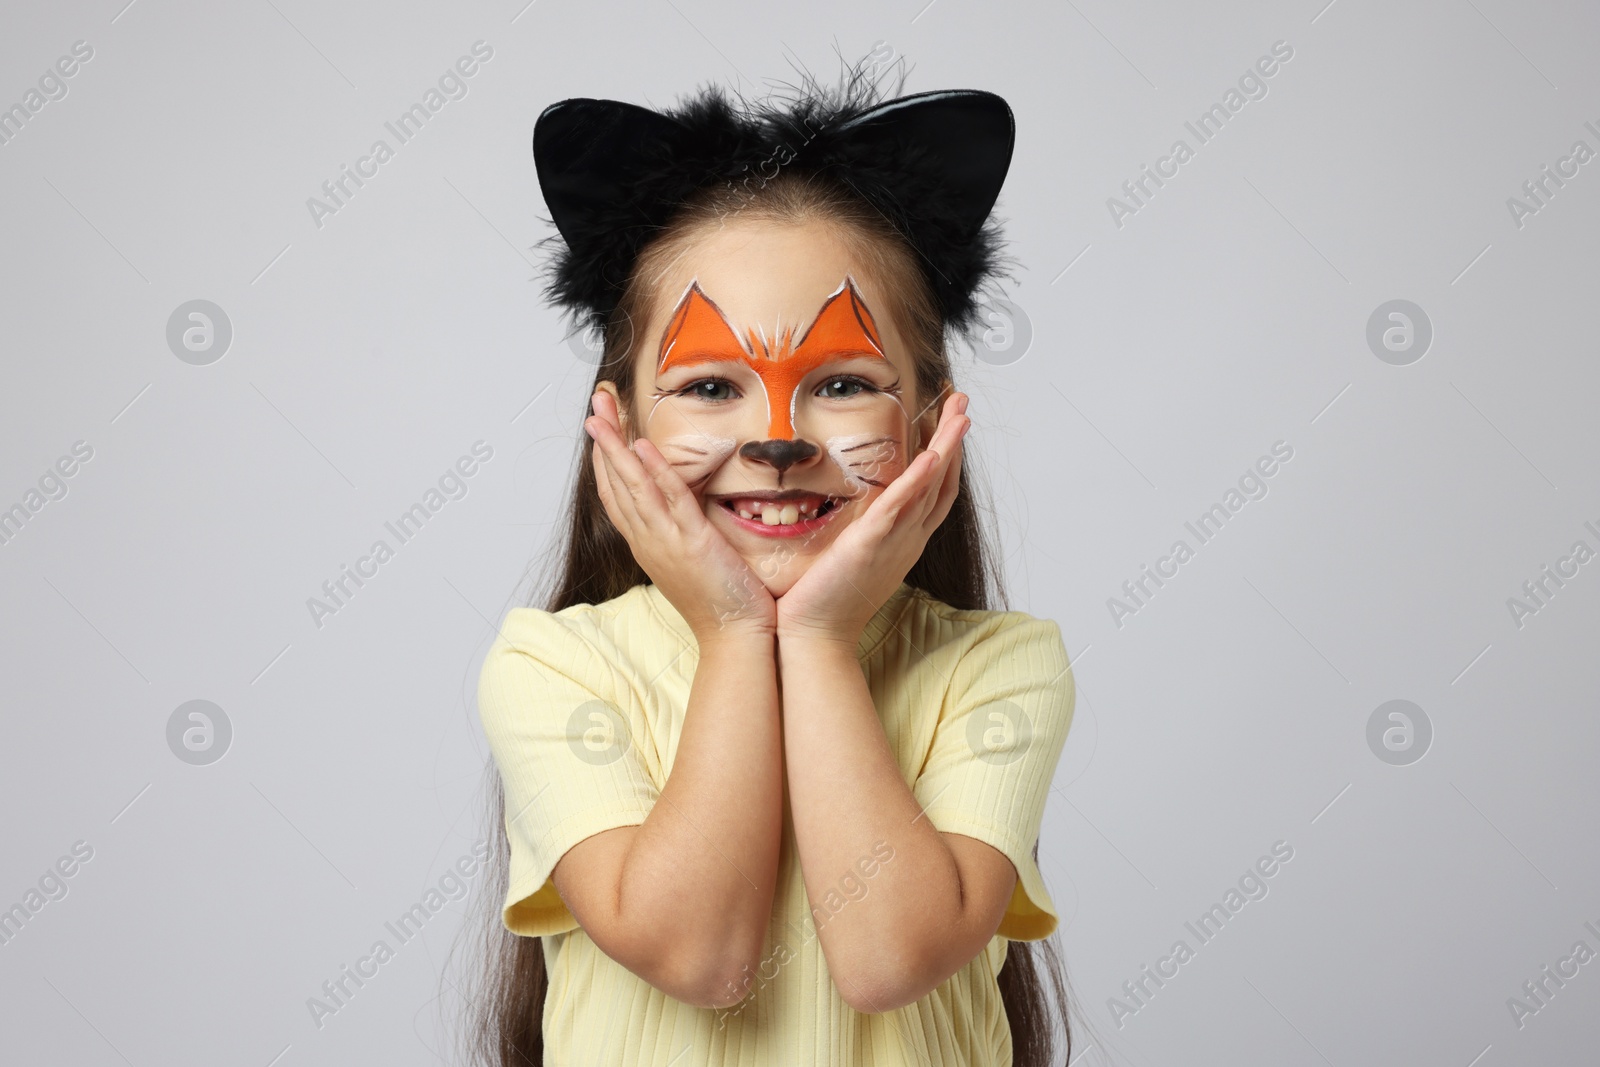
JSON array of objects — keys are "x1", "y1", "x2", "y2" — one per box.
[
  {"x1": 532, "y1": 98, "x2": 687, "y2": 256},
  {"x1": 530, "y1": 77, "x2": 1019, "y2": 336},
  {"x1": 828, "y1": 90, "x2": 1014, "y2": 243}
]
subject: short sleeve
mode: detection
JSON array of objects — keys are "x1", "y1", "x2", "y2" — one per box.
[
  {"x1": 477, "y1": 610, "x2": 661, "y2": 937},
  {"x1": 912, "y1": 614, "x2": 1075, "y2": 941}
]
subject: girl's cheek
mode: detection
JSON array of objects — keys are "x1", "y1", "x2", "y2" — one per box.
[
  {"x1": 653, "y1": 431, "x2": 739, "y2": 482},
  {"x1": 825, "y1": 433, "x2": 905, "y2": 496}
]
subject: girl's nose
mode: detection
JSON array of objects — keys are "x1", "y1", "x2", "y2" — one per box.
[{"x1": 739, "y1": 438, "x2": 818, "y2": 473}]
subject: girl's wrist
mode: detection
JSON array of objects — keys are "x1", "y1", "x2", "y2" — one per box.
[
  {"x1": 691, "y1": 619, "x2": 778, "y2": 651},
  {"x1": 774, "y1": 620, "x2": 862, "y2": 651}
]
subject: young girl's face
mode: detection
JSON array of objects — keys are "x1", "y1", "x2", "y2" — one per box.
[{"x1": 597, "y1": 216, "x2": 942, "y2": 596}]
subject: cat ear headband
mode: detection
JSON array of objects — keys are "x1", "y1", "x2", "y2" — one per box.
[{"x1": 530, "y1": 73, "x2": 1017, "y2": 339}]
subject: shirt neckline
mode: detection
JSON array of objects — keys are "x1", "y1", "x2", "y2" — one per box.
[{"x1": 641, "y1": 579, "x2": 917, "y2": 660}]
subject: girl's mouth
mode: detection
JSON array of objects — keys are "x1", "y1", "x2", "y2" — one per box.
[{"x1": 715, "y1": 494, "x2": 844, "y2": 537}]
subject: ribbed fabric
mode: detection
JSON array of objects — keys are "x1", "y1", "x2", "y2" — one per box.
[{"x1": 477, "y1": 580, "x2": 1075, "y2": 1066}]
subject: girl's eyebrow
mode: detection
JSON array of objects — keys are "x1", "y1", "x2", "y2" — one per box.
[
  {"x1": 655, "y1": 347, "x2": 746, "y2": 369},
  {"x1": 812, "y1": 355, "x2": 889, "y2": 367},
  {"x1": 657, "y1": 350, "x2": 886, "y2": 374}
]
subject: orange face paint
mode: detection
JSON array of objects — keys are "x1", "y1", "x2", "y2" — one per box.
[{"x1": 655, "y1": 275, "x2": 890, "y2": 440}]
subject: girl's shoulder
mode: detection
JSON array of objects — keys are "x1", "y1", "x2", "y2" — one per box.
[
  {"x1": 905, "y1": 588, "x2": 1059, "y2": 627},
  {"x1": 487, "y1": 584, "x2": 665, "y2": 673},
  {"x1": 497, "y1": 583, "x2": 650, "y2": 635},
  {"x1": 478, "y1": 585, "x2": 682, "y2": 733},
  {"x1": 883, "y1": 585, "x2": 1069, "y2": 665}
]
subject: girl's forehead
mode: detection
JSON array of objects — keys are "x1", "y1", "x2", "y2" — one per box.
[{"x1": 644, "y1": 220, "x2": 896, "y2": 345}]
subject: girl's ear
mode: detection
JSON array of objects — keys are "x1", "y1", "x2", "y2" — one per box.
[{"x1": 593, "y1": 380, "x2": 631, "y2": 436}]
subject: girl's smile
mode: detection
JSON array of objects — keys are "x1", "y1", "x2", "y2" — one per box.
[{"x1": 708, "y1": 489, "x2": 848, "y2": 538}]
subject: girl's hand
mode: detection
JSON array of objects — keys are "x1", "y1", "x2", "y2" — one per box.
[
  {"x1": 776, "y1": 392, "x2": 970, "y2": 644},
  {"x1": 585, "y1": 390, "x2": 777, "y2": 642}
]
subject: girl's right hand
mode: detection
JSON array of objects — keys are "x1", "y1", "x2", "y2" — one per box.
[{"x1": 584, "y1": 389, "x2": 777, "y2": 643}]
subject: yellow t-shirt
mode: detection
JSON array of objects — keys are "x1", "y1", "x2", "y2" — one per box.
[{"x1": 477, "y1": 579, "x2": 1075, "y2": 1066}]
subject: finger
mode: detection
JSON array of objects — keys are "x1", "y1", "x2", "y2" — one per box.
[
  {"x1": 632, "y1": 435, "x2": 702, "y2": 528},
  {"x1": 589, "y1": 435, "x2": 614, "y2": 512},
  {"x1": 588, "y1": 403, "x2": 719, "y2": 550},
  {"x1": 926, "y1": 393, "x2": 968, "y2": 457},
  {"x1": 848, "y1": 392, "x2": 962, "y2": 539},
  {"x1": 917, "y1": 398, "x2": 969, "y2": 524},
  {"x1": 924, "y1": 426, "x2": 965, "y2": 529},
  {"x1": 911, "y1": 394, "x2": 967, "y2": 512},
  {"x1": 896, "y1": 397, "x2": 958, "y2": 516},
  {"x1": 852, "y1": 446, "x2": 938, "y2": 545},
  {"x1": 590, "y1": 389, "x2": 624, "y2": 435},
  {"x1": 909, "y1": 445, "x2": 950, "y2": 527},
  {"x1": 588, "y1": 391, "x2": 640, "y2": 464},
  {"x1": 586, "y1": 411, "x2": 672, "y2": 525},
  {"x1": 591, "y1": 436, "x2": 644, "y2": 537},
  {"x1": 585, "y1": 413, "x2": 650, "y2": 538}
]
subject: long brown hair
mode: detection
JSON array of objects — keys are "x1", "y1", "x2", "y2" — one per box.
[{"x1": 459, "y1": 170, "x2": 1075, "y2": 1066}]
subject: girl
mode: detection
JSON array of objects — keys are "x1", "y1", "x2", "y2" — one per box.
[{"x1": 468, "y1": 63, "x2": 1077, "y2": 1066}]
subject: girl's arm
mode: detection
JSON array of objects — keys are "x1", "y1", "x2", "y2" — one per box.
[
  {"x1": 777, "y1": 634, "x2": 1018, "y2": 1014},
  {"x1": 558, "y1": 391, "x2": 785, "y2": 1009},
  {"x1": 773, "y1": 391, "x2": 1014, "y2": 1012},
  {"x1": 552, "y1": 625, "x2": 781, "y2": 1009}
]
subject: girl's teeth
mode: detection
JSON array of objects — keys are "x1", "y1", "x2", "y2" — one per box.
[
  {"x1": 758, "y1": 503, "x2": 803, "y2": 526},
  {"x1": 760, "y1": 503, "x2": 799, "y2": 526},
  {"x1": 731, "y1": 499, "x2": 835, "y2": 525}
]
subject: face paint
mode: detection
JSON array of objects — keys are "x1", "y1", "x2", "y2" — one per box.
[
  {"x1": 650, "y1": 431, "x2": 739, "y2": 492},
  {"x1": 644, "y1": 276, "x2": 912, "y2": 493},
  {"x1": 825, "y1": 432, "x2": 901, "y2": 494}
]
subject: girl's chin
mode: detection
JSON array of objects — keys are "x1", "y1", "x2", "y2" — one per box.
[
  {"x1": 699, "y1": 493, "x2": 863, "y2": 593},
  {"x1": 751, "y1": 567, "x2": 802, "y2": 598},
  {"x1": 732, "y1": 546, "x2": 818, "y2": 594}
]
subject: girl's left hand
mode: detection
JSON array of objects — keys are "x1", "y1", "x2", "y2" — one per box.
[{"x1": 776, "y1": 392, "x2": 970, "y2": 644}]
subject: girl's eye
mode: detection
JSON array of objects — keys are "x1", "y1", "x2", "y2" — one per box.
[
  {"x1": 678, "y1": 377, "x2": 738, "y2": 401},
  {"x1": 818, "y1": 375, "x2": 878, "y2": 399}
]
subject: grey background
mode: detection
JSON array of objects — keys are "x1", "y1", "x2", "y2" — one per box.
[{"x1": 2, "y1": 0, "x2": 1596, "y2": 1064}]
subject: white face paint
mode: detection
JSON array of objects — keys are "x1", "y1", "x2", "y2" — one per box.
[
  {"x1": 824, "y1": 432, "x2": 902, "y2": 497},
  {"x1": 650, "y1": 431, "x2": 739, "y2": 492}
]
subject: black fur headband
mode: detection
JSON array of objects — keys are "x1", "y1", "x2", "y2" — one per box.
[{"x1": 530, "y1": 66, "x2": 1016, "y2": 340}]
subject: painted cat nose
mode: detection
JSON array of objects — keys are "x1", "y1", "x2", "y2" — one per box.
[{"x1": 739, "y1": 438, "x2": 819, "y2": 472}]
